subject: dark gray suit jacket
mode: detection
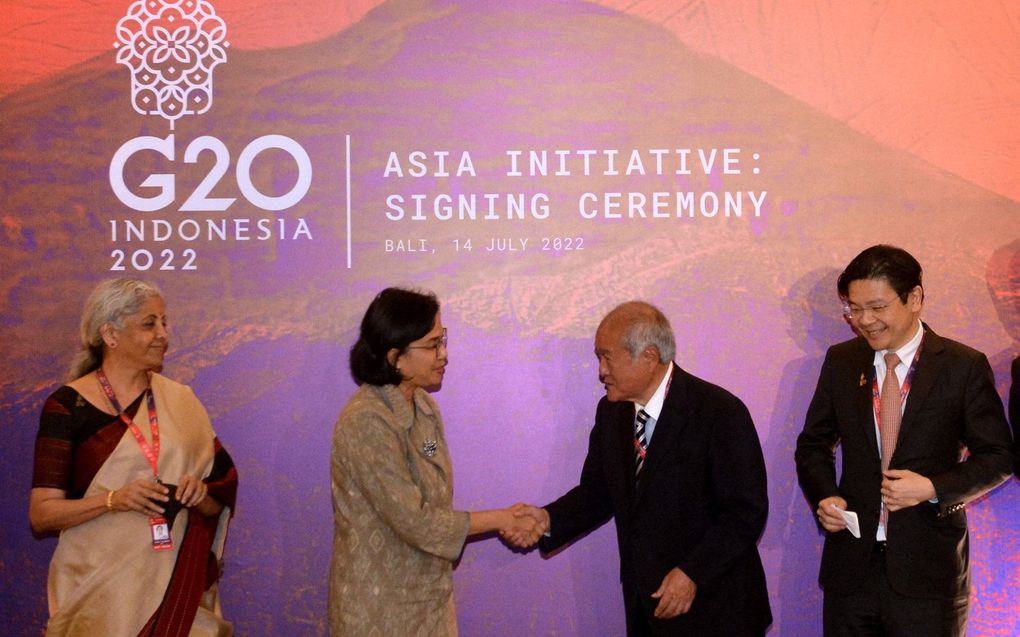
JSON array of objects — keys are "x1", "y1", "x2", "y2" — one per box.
[{"x1": 795, "y1": 326, "x2": 1014, "y2": 599}]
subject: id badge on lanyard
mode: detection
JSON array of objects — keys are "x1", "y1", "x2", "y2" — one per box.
[{"x1": 97, "y1": 368, "x2": 173, "y2": 551}]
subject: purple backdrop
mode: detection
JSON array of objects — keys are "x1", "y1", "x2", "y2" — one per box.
[{"x1": 1, "y1": 1, "x2": 1017, "y2": 635}]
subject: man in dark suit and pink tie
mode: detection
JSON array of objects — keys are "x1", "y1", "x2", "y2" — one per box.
[{"x1": 795, "y1": 244, "x2": 1014, "y2": 636}]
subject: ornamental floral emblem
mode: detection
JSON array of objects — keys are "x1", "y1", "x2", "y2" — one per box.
[{"x1": 114, "y1": 0, "x2": 228, "y2": 129}]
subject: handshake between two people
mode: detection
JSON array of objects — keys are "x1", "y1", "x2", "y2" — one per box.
[{"x1": 494, "y1": 503, "x2": 550, "y2": 549}]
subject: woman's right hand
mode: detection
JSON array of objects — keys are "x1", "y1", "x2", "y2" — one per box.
[
  {"x1": 30, "y1": 479, "x2": 167, "y2": 534},
  {"x1": 500, "y1": 504, "x2": 549, "y2": 548},
  {"x1": 111, "y1": 479, "x2": 170, "y2": 516}
]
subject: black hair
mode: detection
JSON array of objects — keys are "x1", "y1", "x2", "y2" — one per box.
[
  {"x1": 349, "y1": 288, "x2": 439, "y2": 386},
  {"x1": 837, "y1": 245, "x2": 923, "y2": 303}
]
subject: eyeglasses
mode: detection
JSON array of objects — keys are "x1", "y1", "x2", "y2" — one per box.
[
  {"x1": 842, "y1": 300, "x2": 898, "y2": 321},
  {"x1": 407, "y1": 328, "x2": 448, "y2": 353}
]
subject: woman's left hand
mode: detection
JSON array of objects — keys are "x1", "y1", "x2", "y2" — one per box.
[{"x1": 176, "y1": 474, "x2": 208, "y2": 507}]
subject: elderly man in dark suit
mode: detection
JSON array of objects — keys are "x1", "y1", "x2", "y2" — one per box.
[
  {"x1": 516, "y1": 301, "x2": 772, "y2": 636},
  {"x1": 795, "y1": 245, "x2": 1014, "y2": 637}
]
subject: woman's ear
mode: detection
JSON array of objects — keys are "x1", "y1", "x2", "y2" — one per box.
[
  {"x1": 387, "y1": 348, "x2": 403, "y2": 373},
  {"x1": 100, "y1": 323, "x2": 118, "y2": 349}
]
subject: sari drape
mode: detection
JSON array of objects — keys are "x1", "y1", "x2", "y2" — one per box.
[{"x1": 36, "y1": 373, "x2": 236, "y2": 637}]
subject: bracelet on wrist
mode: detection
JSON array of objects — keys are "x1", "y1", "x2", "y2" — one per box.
[{"x1": 106, "y1": 490, "x2": 116, "y2": 512}]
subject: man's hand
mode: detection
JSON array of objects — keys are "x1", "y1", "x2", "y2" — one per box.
[
  {"x1": 501, "y1": 503, "x2": 550, "y2": 548},
  {"x1": 816, "y1": 496, "x2": 848, "y2": 532},
  {"x1": 651, "y1": 567, "x2": 696, "y2": 619},
  {"x1": 882, "y1": 470, "x2": 936, "y2": 512}
]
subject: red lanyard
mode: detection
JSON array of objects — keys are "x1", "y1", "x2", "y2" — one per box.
[
  {"x1": 870, "y1": 338, "x2": 923, "y2": 430},
  {"x1": 97, "y1": 367, "x2": 160, "y2": 479}
]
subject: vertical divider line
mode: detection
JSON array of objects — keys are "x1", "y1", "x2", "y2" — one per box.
[{"x1": 346, "y1": 134, "x2": 352, "y2": 269}]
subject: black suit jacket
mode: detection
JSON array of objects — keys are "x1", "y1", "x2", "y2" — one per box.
[
  {"x1": 540, "y1": 364, "x2": 772, "y2": 636},
  {"x1": 795, "y1": 326, "x2": 1014, "y2": 600},
  {"x1": 1011, "y1": 356, "x2": 1019, "y2": 477}
]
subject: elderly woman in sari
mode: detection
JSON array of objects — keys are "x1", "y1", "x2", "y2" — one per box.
[
  {"x1": 29, "y1": 279, "x2": 237, "y2": 636},
  {"x1": 329, "y1": 287, "x2": 544, "y2": 636}
]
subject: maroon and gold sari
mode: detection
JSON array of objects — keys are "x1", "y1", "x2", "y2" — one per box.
[{"x1": 33, "y1": 373, "x2": 237, "y2": 637}]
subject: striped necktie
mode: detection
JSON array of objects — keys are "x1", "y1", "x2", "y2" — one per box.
[{"x1": 634, "y1": 409, "x2": 650, "y2": 478}]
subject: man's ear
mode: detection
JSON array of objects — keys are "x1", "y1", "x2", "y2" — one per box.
[
  {"x1": 641, "y1": 346, "x2": 660, "y2": 366},
  {"x1": 907, "y1": 285, "x2": 924, "y2": 312}
]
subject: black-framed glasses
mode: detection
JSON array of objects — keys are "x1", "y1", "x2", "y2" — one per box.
[{"x1": 407, "y1": 328, "x2": 448, "y2": 353}]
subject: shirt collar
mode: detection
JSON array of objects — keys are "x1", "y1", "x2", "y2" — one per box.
[
  {"x1": 379, "y1": 384, "x2": 436, "y2": 430},
  {"x1": 635, "y1": 364, "x2": 673, "y2": 421},
  {"x1": 873, "y1": 319, "x2": 924, "y2": 369}
]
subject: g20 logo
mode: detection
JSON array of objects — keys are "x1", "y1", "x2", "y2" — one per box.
[
  {"x1": 109, "y1": 134, "x2": 312, "y2": 212},
  {"x1": 106, "y1": 133, "x2": 313, "y2": 271},
  {"x1": 114, "y1": 0, "x2": 227, "y2": 129},
  {"x1": 110, "y1": 0, "x2": 315, "y2": 271}
]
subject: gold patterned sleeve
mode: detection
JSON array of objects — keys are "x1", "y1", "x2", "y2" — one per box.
[{"x1": 332, "y1": 405, "x2": 470, "y2": 561}]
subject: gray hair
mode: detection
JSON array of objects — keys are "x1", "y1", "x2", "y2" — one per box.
[
  {"x1": 600, "y1": 301, "x2": 675, "y2": 363},
  {"x1": 68, "y1": 279, "x2": 164, "y2": 380}
]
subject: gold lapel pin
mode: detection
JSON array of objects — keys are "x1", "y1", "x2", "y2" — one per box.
[{"x1": 859, "y1": 373, "x2": 867, "y2": 387}]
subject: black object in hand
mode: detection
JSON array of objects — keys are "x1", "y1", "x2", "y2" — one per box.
[{"x1": 155, "y1": 481, "x2": 183, "y2": 531}]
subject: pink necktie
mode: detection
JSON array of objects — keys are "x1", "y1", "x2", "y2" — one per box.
[{"x1": 879, "y1": 352, "x2": 901, "y2": 528}]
